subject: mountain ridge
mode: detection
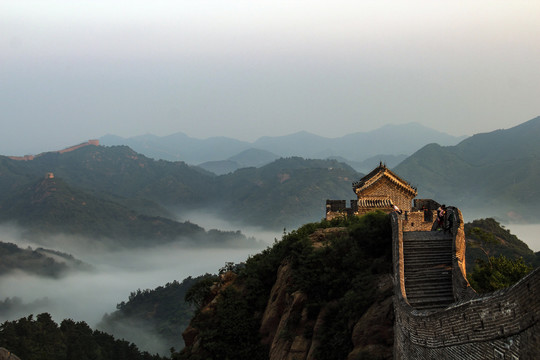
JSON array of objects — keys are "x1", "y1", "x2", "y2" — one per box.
[
  {"x1": 0, "y1": 146, "x2": 362, "y2": 235},
  {"x1": 99, "y1": 123, "x2": 466, "y2": 165},
  {"x1": 394, "y1": 116, "x2": 540, "y2": 222}
]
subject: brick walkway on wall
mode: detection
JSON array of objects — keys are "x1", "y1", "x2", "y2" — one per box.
[{"x1": 403, "y1": 231, "x2": 454, "y2": 311}]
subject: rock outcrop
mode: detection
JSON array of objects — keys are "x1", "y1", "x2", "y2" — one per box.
[
  {"x1": 0, "y1": 348, "x2": 21, "y2": 360},
  {"x1": 181, "y1": 226, "x2": 394, "y2": 360}
]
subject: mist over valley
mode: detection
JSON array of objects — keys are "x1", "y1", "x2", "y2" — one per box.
[
  {"x1": 0, "y1": 217, "x2": 273, "y2": 354},
  {"x1": 2, "y1": 2, "x2": 539, "y2": 357},
  {"x1": 1, "y1": 117, "x2": 540, "y2": 356}
]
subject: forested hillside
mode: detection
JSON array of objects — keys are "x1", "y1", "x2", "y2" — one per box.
[
  {"x1": 1, "y1": 213, "x2": 536, "y2": 359},
  {"x1": 0, "y1": 146, "x2": 360, "y2": 236},
  {"x1": 98, "y1": 276, "x2": 210, "y2": 355},
  {"x1": 0, "y1": 174, "x2": 254, "y2": 249},
  {"x1": 464, "y1": 218, "x2": 540, "y2": 271},
  {"x1": 177, "y1": 212, "x2": 396, "y2": 359},
  {"x1": 172, "y1": 212, "x2": 537, "y2": 359},
  {"x1": 394, "y1": 116, "x2": 540, "y2": 222},
  {"x1": 0, "y1": 313, "x2": 168, "y2": 360},
  {"x1": 0, "y1": 242, "x2": 91, "y2": 277}
]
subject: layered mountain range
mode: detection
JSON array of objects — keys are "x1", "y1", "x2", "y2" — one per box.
[
  {"x1": 395, "y1": 116, "x2": 540, "y2": 222},
  {"x1": 0, "y1": 146, "x2": 359, "y2": 246},
  {"x1": 2, "y1": 117, "x2": 540, "y2": 359},
  {"x1": 1, "y1": 116, "x2": 539, "y2": 249},
  {"x1": 100, "y1": 122, "x2": 465, "y2": 173}
]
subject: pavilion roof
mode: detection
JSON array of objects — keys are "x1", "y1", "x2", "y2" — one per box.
[{"x1": 352, "y1": 163, "x2": 417, "y2": 197}]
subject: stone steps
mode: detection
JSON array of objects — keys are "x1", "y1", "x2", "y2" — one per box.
[
  {"x1": 404, "y1": 254, "x2": 452, "y2": 267},
  {"x1": 407, "y1": 296, "x2": 456, "y2": 310},
  {"x1": 406, "y1": 274, "x2": 451, "y2": 284},
  {"x1": 403, "y1": 231, "x2": 455, "y2": 311}
]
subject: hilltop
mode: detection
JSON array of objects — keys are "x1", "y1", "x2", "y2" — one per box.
[
  {"x1": 0, "y1": 241, "x2": 91, "y2": 278},
  {"x1": 146, "y1": 213, "x2": 535, "y2": 359},
  {"x1": 394, "y1": 116, "x2": 540, "y2": 222},
  {"x1": 3, "y1": 115, "x2": 540, "y2": 243},
  {"x1": 0, "y1": 145, "x2": 360, "y2": 234},
  {"x1": 1, "y1": 212, "x2": 536, "y2": 358},
  {"x1": 0, "y1": 170, "x2": 255, "y2": 249}
]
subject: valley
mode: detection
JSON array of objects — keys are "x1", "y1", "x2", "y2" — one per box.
[{"x1": 1, "y1": 118, "x2": 540, "y2": 357}]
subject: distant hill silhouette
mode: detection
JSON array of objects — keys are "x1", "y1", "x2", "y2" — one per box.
[
  {"x1": 394, "y1": 116, "x2": 540, "y2": 222},
  {"x1": 3, "y1": 116, "x2": 538, "y2": 236},
  {"x1": 214, "y1": 157, "x2": 360, "y2": 228},
  {"x1": 198, "y1": 148, "x2": 280, "y2": 175},
  {"x1": 328, "y1": 154, "x2": 408, "y2": 173},
  {"x1": 0, "y1": 241, "x2": 91, "y2": 278},
  {"x1": 100, "y1": 123, "x2": 465, "y2": 165}
]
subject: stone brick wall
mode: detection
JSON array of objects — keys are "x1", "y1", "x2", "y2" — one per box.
[
  {"x1": 401, "y1": 211, "x2": 435, "y2": 231},
  {"x1": 412, "y1": 198, "x2": 441, "y2": 211},
  {"x1": 7, "y1": 154, "x2": 35, "y2": 161},
  {"x1": 391, "y1": 210, "x2": 540, "y2": 359},
  {"x1": 394, "y1": 268, "x2": 540, "y2": 359},
  {"x1": 58, "y1": 140, "x2": 100, "y2": 154},
  {"x1": 7, "y1": 140, "x2": 99, "y2": 160},
  {"x1": 325, "y1": 199, "x2": 357, "y2": 220},
  {"x1": 357, "y1": 177, "x2": 415, "y2": 213}
]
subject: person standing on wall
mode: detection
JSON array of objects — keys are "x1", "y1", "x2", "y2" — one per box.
[
  {"x1": 435, "y1": 204, "x2": 446, "y2": 231},
  {"x1": 444, "y1": 207, "x2": 455, "y2": 234}
]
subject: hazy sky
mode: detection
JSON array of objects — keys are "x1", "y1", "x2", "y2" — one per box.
[{"x1": 1, "y1": 1, "x2": 539, "y2": 155}]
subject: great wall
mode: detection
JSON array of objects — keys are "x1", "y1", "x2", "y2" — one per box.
[
  {"x1": 328, "y1": 163, "x2": 540, "y2": 359},
  {"x1": 7, "y1": 140, "x2": 99, "y2": 161},
  {"x1": 2, "y1": 150, "x2": 538, "y2": 358},
  {"x1": 392, "y1": 208, "x2": 539, "y2": 359}
]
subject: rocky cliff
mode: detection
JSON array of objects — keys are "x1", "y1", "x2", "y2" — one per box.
[
  {"x1": 178, "y1": 214, "x2": 395, "y2": 360},
  {"x1": 0, "y1": 348, "x2": 21, "y2": 360}
]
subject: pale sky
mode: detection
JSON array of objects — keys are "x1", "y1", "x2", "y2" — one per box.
[{"x1": 1, "y1": 0, "x2": 539, "y2": 155}]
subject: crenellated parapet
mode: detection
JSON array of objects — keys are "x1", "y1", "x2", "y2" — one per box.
[
  {"x1": 327, "y1": 164, "x2": 419, "y2": 220},
  {"x1": 325, "y1": 163, "x2": 539, "y2": 358},
  {"x1": 325, "y1": 199, "x2": 358, "y2": 220},
  {"x1": 391, "y1": 209, "x2": 540, "y2": 359}
]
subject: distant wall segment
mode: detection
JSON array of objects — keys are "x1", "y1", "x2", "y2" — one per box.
[{"x1": 8, "y1": 140, "x2": 99, "y2": 160}]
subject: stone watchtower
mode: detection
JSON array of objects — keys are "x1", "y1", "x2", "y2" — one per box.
[
  {"x1": 353, "y1": 162, "x2": 417, "y2": 215},
  {"x1": 326, "y1": 163, "x2": 418, "y2": 220}
]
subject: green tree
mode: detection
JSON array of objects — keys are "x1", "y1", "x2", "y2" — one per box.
[
  {"x1": 467, "y1": 227, "x2": 500, "y2": 266},
  {"x1": 184, "y1": 275, "x2": 219, "y2": 311},
  {"x1": 61, "y1": 319, "x2": 99, "y2": 360},
  {"x1": 0, "y1": 313, "x2": 168, "y2": 360},
  {"x1": 197, "y1": 287, "x2": 267, "y2": 360},
  {"x1": 468, "y1": 255, "x2": 533, "y2": 293}
]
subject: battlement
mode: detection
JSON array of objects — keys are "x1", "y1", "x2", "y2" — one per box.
[
  {"x1": 327, "y1": 164, "x2": 420, "y2": 221},
  {"x1": 391, "y1": 210, "x2": 540, "y2": 358},
  {"x1": 325, "y1": 164, "x2": 539, "y2": 357},
  {"x1": 325, "y1": 199, "x2": 358, "y2": 220}
]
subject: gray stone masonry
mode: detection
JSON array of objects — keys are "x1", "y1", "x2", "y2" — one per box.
[{"x1": 392, "y1": 210, "x2": 540, "y2": 359}]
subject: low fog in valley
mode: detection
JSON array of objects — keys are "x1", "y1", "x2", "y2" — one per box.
[
  {"x1": 1, "y1": 199, "x2": 539, "y2": 355},
  {"x1": 0, "y1": 213, "x2": 278, "y2": 354},
  {"x1": 458, "y1": 210, "x2": 540, "y2": 252}
]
